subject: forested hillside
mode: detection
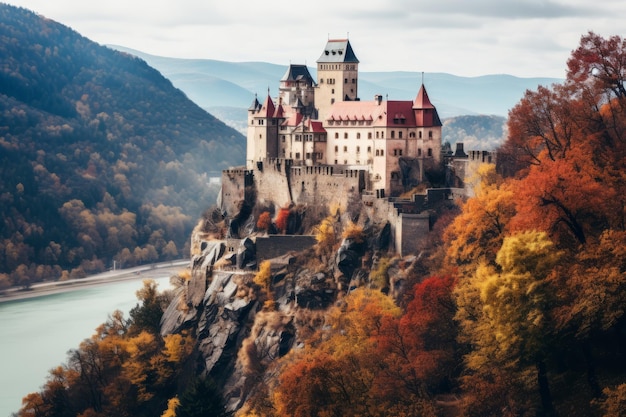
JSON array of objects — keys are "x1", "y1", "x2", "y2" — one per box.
[{"x1": 0, "y1": 4, "x2": 245, "y2": 287}]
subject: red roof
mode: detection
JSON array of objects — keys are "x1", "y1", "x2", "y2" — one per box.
[
  {"x1": 260, "y1": 94, "x2": 275, "y2": 118},
  {"x1": 413, "y1": 84, "x2": 435, "y2": 109}
]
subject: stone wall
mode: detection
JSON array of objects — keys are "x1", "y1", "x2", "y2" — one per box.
[
  {"x1": 224, "y1": 159, "x2": 367, "y2": 215},
  {"x1": 221, "y1": 168, "x2": 253, "y2": 216},
  {"x1": 255, "y1": 235, "x2": 317, "y2": 263}
]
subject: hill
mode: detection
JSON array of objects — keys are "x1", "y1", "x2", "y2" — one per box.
[{"x1": 0, "y1": 4, "x2": 245, "y2": 286}]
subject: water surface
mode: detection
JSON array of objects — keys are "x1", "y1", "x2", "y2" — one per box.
[{"x1": 0, "y1": 275, "x2": 174, "y2": 416}]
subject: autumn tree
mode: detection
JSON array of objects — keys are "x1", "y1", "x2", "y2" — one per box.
[
  {"x1": 444, "y1": 163, "x2": 515, "y2": 271},
  {"x1": 459, "y1": 231, "x2": 561, "y2": 416},
  {"x1": 255, "y1": 211, "x2": 271, "y2": 233},
  {"x1": 274, "y1": 206, "x2": 291, "y2": 234},
  {"x1": 271, "y1": 288, "x2": 403, "y2": 417},
  {"x1": 376, "y1": 274, "x2": 458, "y2": 407},
  {"x1": 253, "y1": 260, "x2": 274, "y2": 310}
]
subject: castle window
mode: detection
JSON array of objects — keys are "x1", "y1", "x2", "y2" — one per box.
[
  {"x1": 335, "y1": 145, "x2": 338, "y2": 152},
  {"x1": 259, "y1": 120, "x2": 264, "y2": 125},
  {"x1": 281, "y1": 136, "x2": 285, "y2": 142},
  {"x1": 306, "y1": 152, "x2": 311, "y2": 159},
  {"x1": 375, "y1": 149, "x2": 380, "y2": 156},
  {"x1": 419, "y1": 131, "x2": 422, "y2": 139},
  {"x1": 376, "y1": 131, "x2": 380, "y2": 139},
  {"x1": 368, "y1": 132, "x2": 372, "y2": 139},
  {"x1": 343, "y1": 146, "x2": 348, "y2": 152},
  {"x1": 428, "y1": 148, "x2": 432, "y2": 156},
  {"x1": 345, "y1": 78, "x2": 348, "y2": 84},
  {"x1": 399, "y1": 149, "x2": 403, "y2": 156},
  {"x1": 381, "y1": 150, "x2": 384, "y2": 156},
  {"x1": 320, "y1": 79, "x2": 324, "y2": 84},
  {"x1": 399, "y1": 131, "x2": 403, "y2": 139},
  {"x1": 331, "y1": 98, "x2": 335, "y2": 104},
  {"x1": 344, "y1": 160, "x2": 348, "y2": 164},
  {"x1": 332, "y1": 89, "x2": 335, "y2": 94},
  {"x1": 418, "y1": 149, "x2": 422, "y2": 156},
  {"x1": 409, "y1": 132, "x2": 415, "y2": 138},
  {"x1": 429, "y1": 131, "x2": 433, "y2": 138},
  {"x1": 282, "y1": 148, "x2": 286, "y2": 155},
  {"x1": 391, "y1": 131, "x2": 395, "y2": 139},
  {"x1": 352, "y1": 78, "x2": 356, "y2": 83},
  {"x1": 367, "y1": 146, "x2": 371, "y2": 153},
  {"x1": 356, "y1": 146, "x2": 360, "y2": 153},
  {"x1": 381, "y1": 132, "x2": 384, "y2": 139},
  {"x1": 344, "y1": 133, "x2": 348, "y2": 139},
  {"x1": 357, "y1": 133, "x2": 361, "y2": 139},
  {"x1": 335, "y1": 159, "x2": 338, "y2": 164},
  {"x1": 296, "y1": 152, "x2": 301, "y2": 159},
  {"x1": 335, "y1": 133, "x2": 339, "y2": 139}
]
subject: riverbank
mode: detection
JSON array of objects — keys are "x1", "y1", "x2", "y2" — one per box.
[{"x1": 0, "y1": 260, "x2": 189, "y2": 303}]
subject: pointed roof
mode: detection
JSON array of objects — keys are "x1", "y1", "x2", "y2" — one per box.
[
  {"x1": 413, "y1": 84, "x2": 435, "y2": 110},
  {"x1": 317, "y1": 39, "x2": 359, "y2": 64},
  {"x1": 273, "y1": 103, "x2": 285, "y2": 118},
  {"x1": 413, "y1": 84, "x2": 442, "y2": 127},
  {"x1": 259, "y1": 94, "x2": 275, "y2": 118},
  {"x1": 248, "y1": 94, "x2": 261, "y2": 111},
  {"x1": 281, "y1": 64, "x2": 315, "y2": 84}
]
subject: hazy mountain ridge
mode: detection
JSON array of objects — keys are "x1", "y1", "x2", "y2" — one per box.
[
  {"x1": 110, "y1": 45, "x2": 561, "y2": 119},
  {"x1": 0, "y1": 4, "x2": 245, "y2": 284},
  {"x1": 110, "y1": 45, "x2": 548, "y2": 149}
]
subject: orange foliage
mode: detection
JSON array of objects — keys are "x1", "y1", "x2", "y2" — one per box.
[
  {"x1": 256, "y1": 211, "x2": 271, "y2": 232},
  {"x1": 274, "y1": 207, "x2": 290, "y2": 234}
]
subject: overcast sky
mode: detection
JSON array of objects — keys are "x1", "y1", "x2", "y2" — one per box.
[{"x1": 5, "y1": 0, "x2": 625, "y2": 78}]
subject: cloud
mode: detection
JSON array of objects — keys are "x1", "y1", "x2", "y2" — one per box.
[{"x1": 5, "y1": 0, "x2": 626, "y2": 78}]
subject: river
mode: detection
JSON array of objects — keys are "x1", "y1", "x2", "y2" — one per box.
[{"x1": 0, "y1": 265, "x2": 184, "y2": 417}]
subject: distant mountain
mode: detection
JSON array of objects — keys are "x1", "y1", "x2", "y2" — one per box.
[
  {"x1": 0, "y1": 4, "x2": 245, "y2": 284},
  {"x1": 110, "y1": 45, "x2": 562, "y2": 119},
  {"x1": 443, "y1": 115, "x2": 507, "y2": 151},
  {"x1": 110, "y1": 46, "x2": 557, "y2": 149}
]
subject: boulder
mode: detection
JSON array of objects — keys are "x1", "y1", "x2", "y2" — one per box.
[{"x1": 294, "y1": 270, "x2": 335, "y2": 309}]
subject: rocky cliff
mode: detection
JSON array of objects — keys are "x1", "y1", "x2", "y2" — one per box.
[{"x1": 158, "y1": 205, "x2": 427, "y2": 413}]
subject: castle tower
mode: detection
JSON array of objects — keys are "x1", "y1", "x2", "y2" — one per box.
[
  {"x1": 411, "y1": 84, "x2": 442, "y2": 164},
  {"x1": 246, "y1": 93, "x2": 282, "y2": 168},
  {"x1": 315, "y1": 39, "x2": 359, "y2": 121},
  {"x1": 279, "y1": 64, "x2": 317, "y2": 118}
]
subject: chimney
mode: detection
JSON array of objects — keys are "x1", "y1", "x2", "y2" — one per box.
[{"x1": 374, "y1": 94, "x2": 382, "y2": 105}]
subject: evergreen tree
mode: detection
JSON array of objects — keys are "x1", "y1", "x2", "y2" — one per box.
[{"x1": 176, "y1": 377, "x2": 229, "y2": 417}]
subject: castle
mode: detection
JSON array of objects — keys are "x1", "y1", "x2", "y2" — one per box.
[
  {"x1": 220, "y1": 38, "x2": 494, "y2": 256},
  {"x1": 246, "y1": 38, "x2": 442, "y2": 198}
]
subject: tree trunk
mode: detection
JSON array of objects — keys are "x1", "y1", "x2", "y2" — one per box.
[
  {"x1": 582, "y1": 340, "x2": 602, "y2": 398},
  {"x1": 536, "y1": 358, "x2": 556, "y2": 416}
]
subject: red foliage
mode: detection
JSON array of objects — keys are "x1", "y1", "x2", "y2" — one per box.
[{"x1": 274, "y1": 207, "x2": 290, "y2": 234}]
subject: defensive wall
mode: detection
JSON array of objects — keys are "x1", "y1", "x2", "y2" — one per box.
[
  {"x1": 221, "y1": 152, "x2": 489, "y2": 258},
  {"x1": 221, "y1": 159, "x2": 366, "y2": 216}
]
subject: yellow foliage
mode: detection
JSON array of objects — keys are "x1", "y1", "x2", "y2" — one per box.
[
  {"x1": 161, "y1": 396, "x2": 180, "y2": 417},
  {"x1": 163, "y1": 330, "x2": 194, "y2": 364},
  {"x1": 314, "y1": 215, "x2": 336, "y2": 255},
  {"x1": 253, "y1": 260, "x2": 272, "y2": 291},
  {"x1": 341, "y1": 221, "x2": 365, "y2": 243},
  {"x1": 369, "y1": 257, "x2": 391, "y2": 289}
]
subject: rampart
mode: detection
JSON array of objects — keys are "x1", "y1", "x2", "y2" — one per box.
[{"x1": 221, "y1": 159, "x2": 366, "y2": 216}]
